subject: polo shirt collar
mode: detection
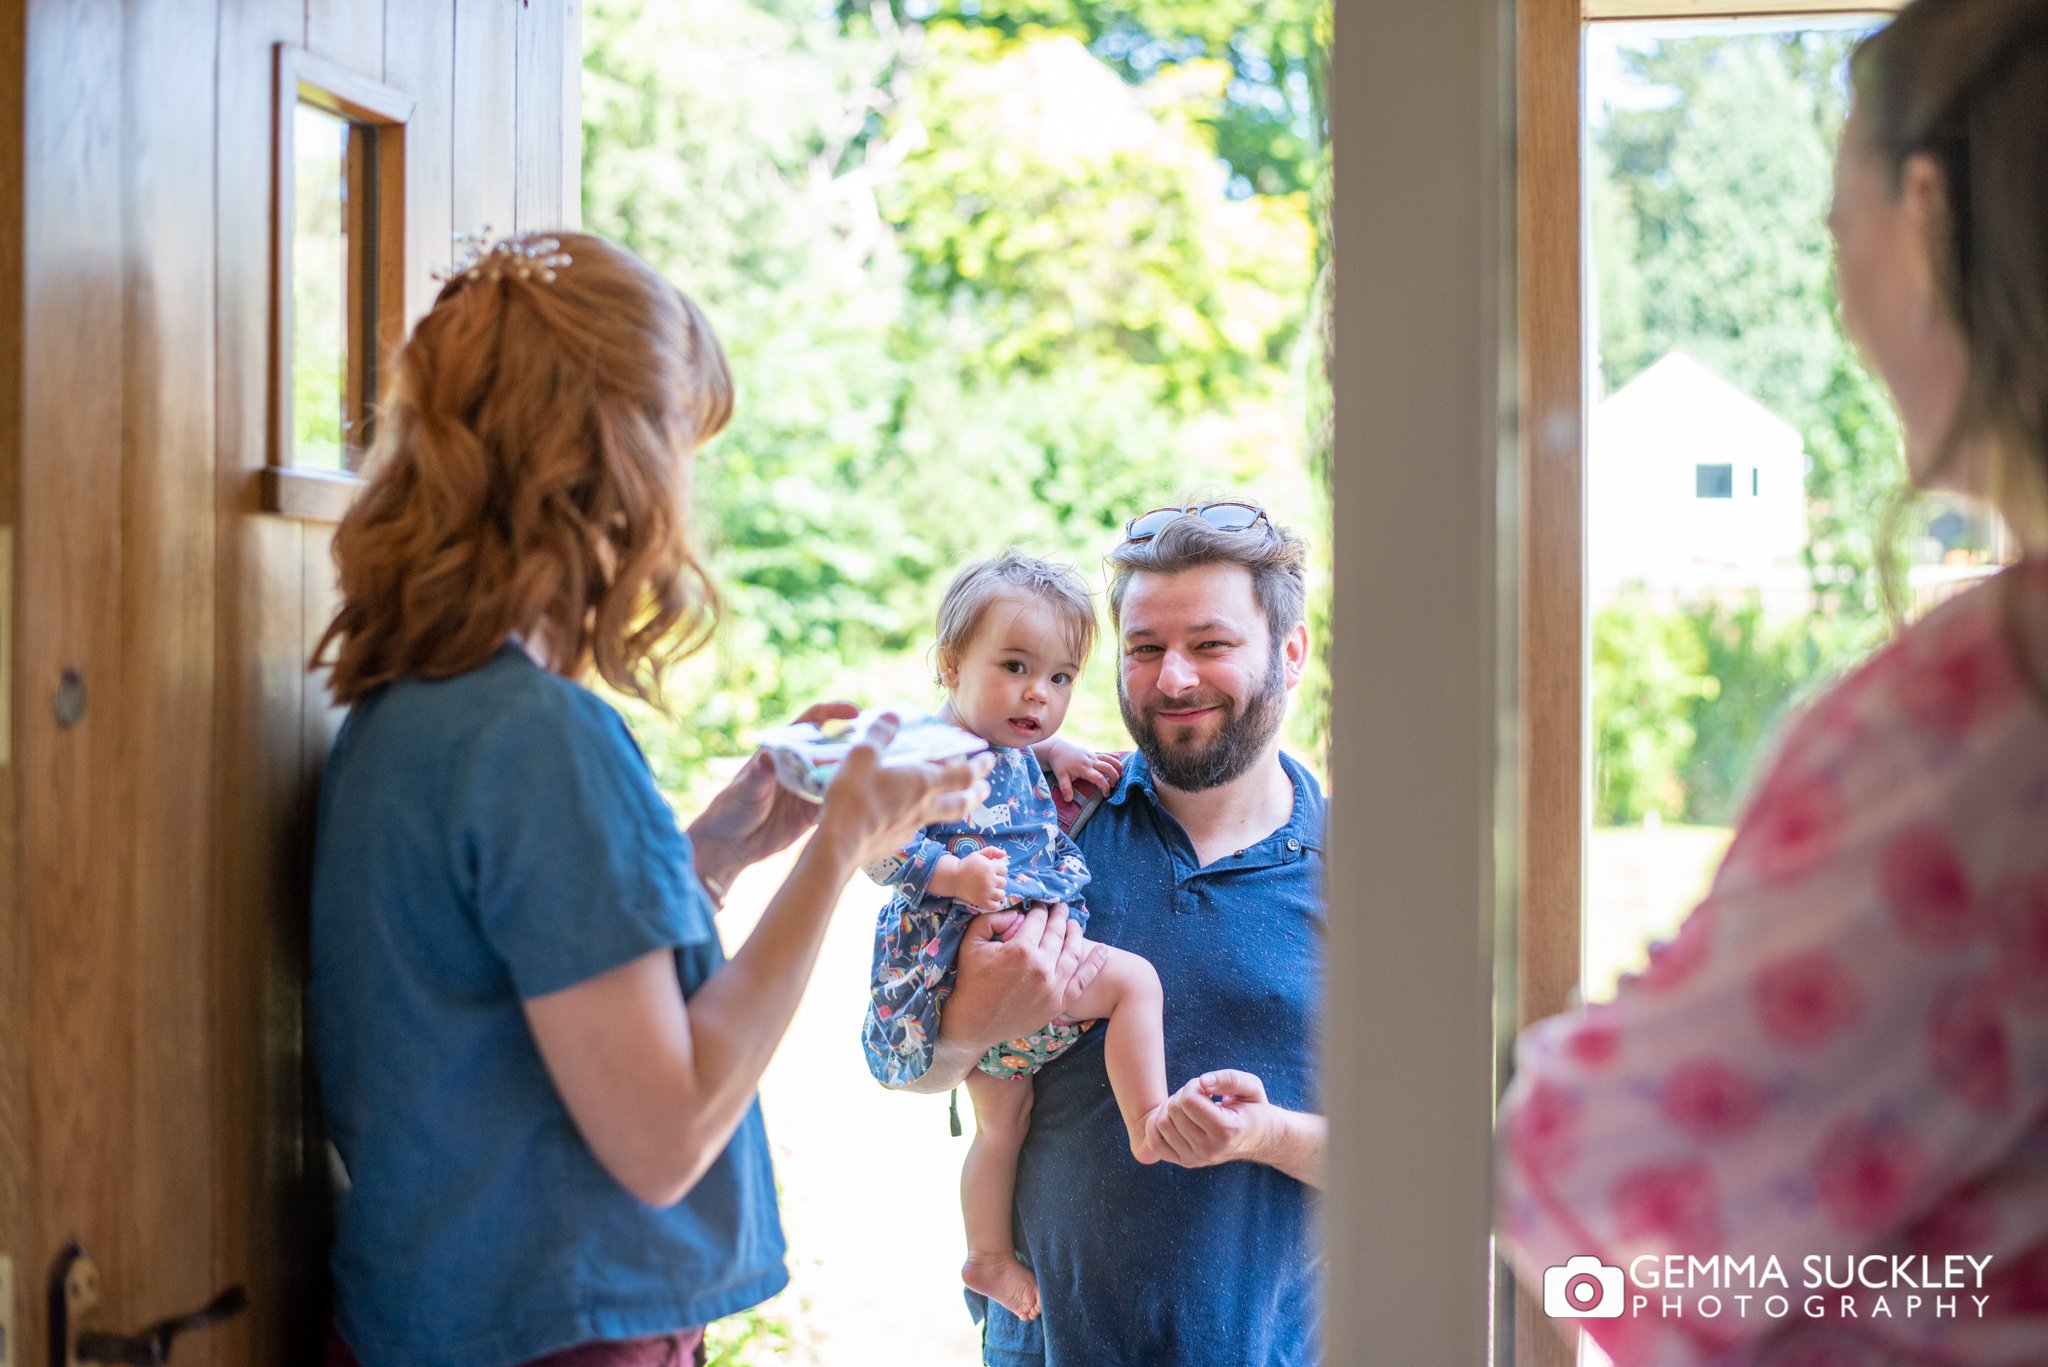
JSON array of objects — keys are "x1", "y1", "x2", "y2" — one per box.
[
  {"x1": 1105, "y1": 749, "x2": 1156, "y2": 808},
  {"x1": 1107, "y1": 748, "x2": 1326, "y2": 853}
]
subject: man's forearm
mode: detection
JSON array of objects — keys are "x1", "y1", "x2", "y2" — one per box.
[{"x1": 1256, "y1": 1107, "x2": 1327, "y2": 1188}]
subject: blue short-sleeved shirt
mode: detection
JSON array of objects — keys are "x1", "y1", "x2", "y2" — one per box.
[
  {"x1": 976, "y1": 750, "x2": 1326, "y2": 1367},
  {"x1": 310, "y1": 645, "x2": 787, "y2": 1367}
]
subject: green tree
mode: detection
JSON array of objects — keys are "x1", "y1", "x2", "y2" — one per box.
[
  {"x1": 1594, "y1": 31, "x2": 1903, "y2": 642},
  {"x1": 584, "y1": 0, "x2": 1326, "y2": 785},
  {"x1": 839, "y1": 0, "x2": 1328, "y2": 199}
]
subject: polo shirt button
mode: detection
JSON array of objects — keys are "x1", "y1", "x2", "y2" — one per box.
[{"x1": 1286, "y1": 838, "x2": 1301, "y2": 851}]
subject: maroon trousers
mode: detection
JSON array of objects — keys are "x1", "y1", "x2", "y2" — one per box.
[{"x1": 326, "y1": 1328, "x2": 707, "y2": 1367}]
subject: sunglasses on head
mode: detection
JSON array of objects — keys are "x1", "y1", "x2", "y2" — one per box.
[{"x1": 1122, "y1": 501, "x2": 1271, "y2": 545}]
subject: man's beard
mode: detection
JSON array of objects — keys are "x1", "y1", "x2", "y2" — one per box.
[{"x1": 1119, "y1": 645, "x2": 1287, "y2": 793}]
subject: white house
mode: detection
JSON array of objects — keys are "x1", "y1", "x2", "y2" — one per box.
[{"x1": 1587, "y1": 349, "x2": 1810, "y2": 607}]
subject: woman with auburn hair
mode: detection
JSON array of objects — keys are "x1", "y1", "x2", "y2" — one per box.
[
  {"x1": 1500, "y1": 2, "x2": 2048, "y2": 1363},
  {"x1": 308, "y1": 230, "x2": 996, "y2": 1367}
]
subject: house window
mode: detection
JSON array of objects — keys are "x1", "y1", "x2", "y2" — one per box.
[{"x1": 1695, "y1": 463, "x2": 1733, "y2": 499}]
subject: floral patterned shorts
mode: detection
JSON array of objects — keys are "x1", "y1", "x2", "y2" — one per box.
[{"x1": 976, "y1": 1015, "x2": 1095, "y2": 1080}]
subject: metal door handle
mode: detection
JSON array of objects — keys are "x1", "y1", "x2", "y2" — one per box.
[{"x1": 47, "y1": 1244, "x2": 248, "y2": 1367}]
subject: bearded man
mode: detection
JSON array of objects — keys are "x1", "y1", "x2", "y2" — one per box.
[{"x1": 896, "y1": 503, "x2": 1328, "y2": 1367}]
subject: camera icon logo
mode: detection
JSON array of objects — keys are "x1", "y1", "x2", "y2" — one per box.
[{"x1": 1543, "y1": 1256, "x2": 1625, "y2": 1318}]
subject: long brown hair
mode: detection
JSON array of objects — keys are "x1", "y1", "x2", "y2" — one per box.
[
  {"x1": 1855, "y1": 0, "x2": 2048, "y2": 551},
  {"x1": 313, "y1": 230, "x2": 733, "y2": 705}
]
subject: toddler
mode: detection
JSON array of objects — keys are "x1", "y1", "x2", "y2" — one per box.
[{"x1": 861, "y1": 549, "x2": 1175, "y2": 1323}]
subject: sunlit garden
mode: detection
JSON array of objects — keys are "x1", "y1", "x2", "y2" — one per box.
[
  {"x1": 569, "y1": 6, "x2": 2002, "y2": 1361},
  {"x1": 581, "y1": 2, "x2": 1328, "y2": 1360},
  {"x1": 1580, "y1": 20, "x2": 2008, "y2": 1006}
]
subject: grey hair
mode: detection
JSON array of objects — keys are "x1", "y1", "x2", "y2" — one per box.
[{"x1": 1106, "y1": 510, "x2": 1309, "y2": 647}]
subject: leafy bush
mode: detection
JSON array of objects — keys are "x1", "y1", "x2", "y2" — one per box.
[
  {"x1": 1592, "y1": 593, "x2": 1717, "y2": 825},
  {"x1": 1594, "y1": 592, "x2": 1850, "y2": 828},
  {"x1": 1680, "y1": 597, "x2": 1822, "y2": 825}
]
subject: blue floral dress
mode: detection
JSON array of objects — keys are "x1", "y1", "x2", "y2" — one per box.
[{"x1": 862, "y1": 747, "x2": 1092, "y2": 1086}]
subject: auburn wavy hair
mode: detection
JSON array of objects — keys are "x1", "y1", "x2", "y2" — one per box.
[{"x1": 313, "y1": 230, "x2": 733, "y2": 706}]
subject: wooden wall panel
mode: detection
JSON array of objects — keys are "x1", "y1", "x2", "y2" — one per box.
[
  {"x1": 19, "y1": 5, "x2": 135, "y2": 1360},
  {"x1": 0, "y1": 0, "x2": 24, "y2": 1348},
  {"x1": 121, "y1": 0, "x2": 220, "y2": 1348},
  {"x1": 385, "y1": 1, "x2": 457, "y2": 328},
  {"x1": 563, "y1": 1, "x2": 582, "y2": 229},
  {"x1": 306, "y1": 0, "x2": 380, "y2": 70},
  {"x1": 298, "y1": 0, "x2": 379, "y2": 907},
  {"x1": 7, "y1": 0, "x2": 572, "y2": 1358},
  {"x1": 214, "y1": 0, "x2": 317, "y2": 1360},
  {"x1": 454, "y1": 0, "x2": 516, "y2": 237},
  {"x1": 0, "y1": 0, "x2": 23, "y2": 1352},
  {"x1": 515, "y1": 0, "x2": 569, "y2": 231}
]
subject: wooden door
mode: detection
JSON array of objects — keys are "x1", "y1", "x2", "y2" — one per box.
[{"x1": 0, "y1": 2, "x2": 578, "y2": 1363}]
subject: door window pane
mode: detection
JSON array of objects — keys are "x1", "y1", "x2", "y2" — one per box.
[
  {"x1": 292, "y1": 102, "x2": 379, "y2": 470},
  {"x1": 1584, "y1": 19, "x2": 1891, "y2": 1006}
]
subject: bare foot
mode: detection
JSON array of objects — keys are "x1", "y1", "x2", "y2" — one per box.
[{"x1": 963, "y1": 1253, "x2": 1041, "y2": 1321}]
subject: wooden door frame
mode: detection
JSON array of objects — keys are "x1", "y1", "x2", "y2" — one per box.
[{"x1": 1510, "y1": 3, "x2": 1898, "y2": 1363}]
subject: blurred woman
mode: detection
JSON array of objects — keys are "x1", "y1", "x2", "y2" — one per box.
[{"x1": 1499, "y1": 2, "x2": 2048, "y2": 1362}]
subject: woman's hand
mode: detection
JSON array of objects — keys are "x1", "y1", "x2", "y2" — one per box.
[
  {"x1": 1031, "y1": 736, "x2": 1125, "y2": 803},
  {"x1": 687, "y1": 701, "x2": 860, "y2": 896},
  {"x1": 815, "y1": 714, "x2": 992, "y2": 871}
]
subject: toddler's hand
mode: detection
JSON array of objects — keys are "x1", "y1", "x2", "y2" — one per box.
[
  {"x1": 1036, "y1": 737, "x2": 1125, "y2": 803},
  {"x1": 956, "y1": 846, "x2": 1010, "y2": 911}
]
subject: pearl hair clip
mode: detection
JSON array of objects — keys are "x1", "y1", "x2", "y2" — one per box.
[{"x1": 431, "y1": 228, "x2": 573, "y2": 285}]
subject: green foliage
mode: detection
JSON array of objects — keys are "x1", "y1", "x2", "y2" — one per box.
[
  {"x1": 1592, "y1": 594, "x2": 1718, "y2": 826},
  {"x1": 841, "y1": 0, "x2": 1328, "y2": 199},
  {"x1": 1594, "y1": 595, "x2": 1851, "y2": 828},
  {"x1": 1587, "y1": 27, "x2": 1932, "y2": 830},
  {"x1": 584, "y1": 0, "x2": 1329, "y2": 786},
  {"x1": 703, "y1": 1302, "x2": 802, "y2": 1366},
  {"x1": 1593, "y1": 29, "x2": 1901, "y2": 657},
  {"x1": 1680, "y1": 598, "x2": 1824, "y2": 825},
  {"x1": 884, "y1": 29, "x2": 1312, "y2": 410}
]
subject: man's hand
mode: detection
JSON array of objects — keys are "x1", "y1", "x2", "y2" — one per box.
[
  {"x1": 929, "y1": 847, "x2": 1010, "y2": 911},
  {"x1": 892, "y1": 901, "x2": 1107, "y2": 1093},
  {"x1": 1146, "y1": 1070, "x2": 1326, "y2": 1188}
]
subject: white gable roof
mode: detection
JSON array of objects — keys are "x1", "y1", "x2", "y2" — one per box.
[
  {"x1": 1597, "y1": 349, "x2": 1802, "y2": 463},
  {"x1": 1588, "y1": 349, "x2": 1811, "y2": 602}
]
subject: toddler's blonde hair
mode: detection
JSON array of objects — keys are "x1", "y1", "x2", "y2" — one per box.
[{"x1": 933, "y1": 548, "x2": 1097, "y2": 685}]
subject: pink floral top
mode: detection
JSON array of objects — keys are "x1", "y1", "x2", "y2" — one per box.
[{"x1": 1500, "y1": 564, "x2": 2048, "y2": 1366}]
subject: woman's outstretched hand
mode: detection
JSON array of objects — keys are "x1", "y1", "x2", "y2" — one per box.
[
  {"x1": 686, "y1": 701, "x2": 861, "y2": 893},
  {"x1": 816, "y1": 713, "x2": 992, "y2": 870}
]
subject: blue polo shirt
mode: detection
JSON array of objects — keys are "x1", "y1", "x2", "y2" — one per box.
[
  {"x1": 977, "y1": 750, "x2": 1326, "y2": 1366},
  {"x1": 310, "y1": 646, "x2": 787, "y2": 1367}
]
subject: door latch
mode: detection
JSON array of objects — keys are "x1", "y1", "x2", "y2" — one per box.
[{"x1": 46, "y1": 1244, "x2": 247, "y2": 1367}]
